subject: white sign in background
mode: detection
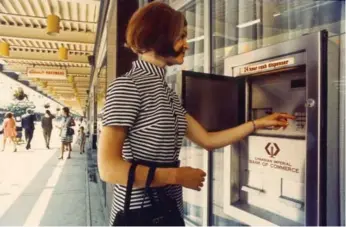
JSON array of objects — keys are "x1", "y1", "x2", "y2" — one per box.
[
  {"x1": 247, "y1": 135, "x2": 306, "y2": 183},
  {"x1": 27, "y1": 68, "x2": 67, "y2": 80}
]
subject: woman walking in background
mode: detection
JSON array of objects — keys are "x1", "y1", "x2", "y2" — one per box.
[
  {"x1": 58, "y1": 107, "x2": 75, "y2": 159},
  {"x1": 1, "y1": 112, "x2": 17, "y2": 152},
  {"x1": 78, "y1": 126, "x2": 86, "y2": 154},
  {"x1": 41, "y1": 110, "x2": 55, "y2": 149}
]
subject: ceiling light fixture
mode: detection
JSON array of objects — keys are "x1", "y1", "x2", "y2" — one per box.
[
  {"x1": 47, "y1": 15, "x2": 60, "y2": 36},
  {"x1": 187, "y1": 35, "x2": 205, "y2": 43},
  {"x1": 58, "y1": 46, "x2": 68, "y2": 61},
  {"x1": 67, "y1": 75, "x2": 74, "y2": 83},
  {"x1": 0, "y1": 42, "x2": 10, "y2": 57},
  {"x1": 236, "y1": 19, "x2": 261, "y2": 28}
]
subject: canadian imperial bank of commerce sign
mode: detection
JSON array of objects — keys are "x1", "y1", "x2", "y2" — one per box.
[{"x1": 248, "y1": 136, "x2": 305, "y2": 183}]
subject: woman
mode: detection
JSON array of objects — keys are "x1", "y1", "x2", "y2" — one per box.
[
  {"x1": 98, "y1": 2, "x2": 295, "y2": 226},
  {"x1": 1, "y1": 112, "x2": 17, "y2": 152},
  {"x1": 41, "y1": 110, "x2": 55, "y2": 149},
  {"x1": 58, "y1": 107, "x2": 75, "y2": 159},
  {"x1": 78, "y1": 126, "x2": 86, "y2": 154}
]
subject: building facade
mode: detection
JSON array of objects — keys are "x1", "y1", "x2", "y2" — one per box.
[{"x1": 87, "y1": 0, "x2": 345, "y2": 226}]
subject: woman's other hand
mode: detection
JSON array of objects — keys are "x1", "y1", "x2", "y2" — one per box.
[
  {"x1": 254, "y1": 112, "x2": 295, "y2": 129},
  {"x1": 174, "y1": 167, "x2": 206, "y2": 191}
]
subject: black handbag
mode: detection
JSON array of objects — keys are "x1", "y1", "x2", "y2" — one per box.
[
  {"x1": 112, "y1": 161, "x2": 185, "y2": 226},
  {"x1": 67, "y1": 127, "x2": 74, "y2": 136}
]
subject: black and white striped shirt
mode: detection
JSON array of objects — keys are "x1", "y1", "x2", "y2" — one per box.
[{"x1": 102, "y1": 60, "x2": 188, "y2": 225}]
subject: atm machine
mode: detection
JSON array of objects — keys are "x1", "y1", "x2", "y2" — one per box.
[
  {"x1": 221, "y1": 30, "x2": 341, "y2": 226},
  {"x1": 182, "y1": 30, "x2": 341, "y2": 226}
]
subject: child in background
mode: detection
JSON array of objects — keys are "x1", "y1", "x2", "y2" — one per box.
[{"x1": 79, "y1": 126, "x2": 86, "y2": 154}]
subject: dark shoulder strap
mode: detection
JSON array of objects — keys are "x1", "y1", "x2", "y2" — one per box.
[
  {"x1": 141, "y1": 167, "x2": 157, "y2": 208},
  {"x1": 123, "y1": 163, "x2": 138, "y2": 214},
  {"x1": 146, "y1": 167, "x2": 156, "y2": 187}
]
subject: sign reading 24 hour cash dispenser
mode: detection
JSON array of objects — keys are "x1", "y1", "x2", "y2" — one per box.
[
  {"x1": 247, "y1": 135, "x2": 306, "y2": 183},
  {"x1": 237, "y1": 57, "x2": 295, "y2": 76}
]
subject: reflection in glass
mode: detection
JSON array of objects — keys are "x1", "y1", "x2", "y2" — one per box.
[
  {"x1": 180, "y1": 139, "x2": 205, "y2": 225},
  {"x1": 212, "y1": 0, "x2": 344, "y2": 225},
  {"x1": 212, "y1": 0, "x2": 345, "y2": 75},
  {"x1": 162, "y1": 1, "x2": 208, "y2": 225},
  {"x1": 212, "y1": 148, "x2": 244, "y2": 226}
]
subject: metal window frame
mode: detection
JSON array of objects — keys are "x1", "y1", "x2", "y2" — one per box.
[{"x1": 204, "y1": 0, "x2": 212, "y2": 226}]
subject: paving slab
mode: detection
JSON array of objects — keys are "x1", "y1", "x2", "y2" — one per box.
[{"x1": 0, "y1": 127, "x2": 94, "y2": 226}]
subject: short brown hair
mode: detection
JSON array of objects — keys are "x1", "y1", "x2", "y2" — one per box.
[
  {"x1": 5, "y1": 112, "x2": 12, "y2": 118},
  {"x1": 62, "y1": 107, "x2": 70, "y2": 115},
  {"x1": 126, "y1": 1, "x2": 187, "y2": 57}
]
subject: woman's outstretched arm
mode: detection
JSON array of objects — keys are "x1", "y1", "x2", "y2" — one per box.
[{"x1": 185, "y1": 113, "x2": 295, "y2": 150}]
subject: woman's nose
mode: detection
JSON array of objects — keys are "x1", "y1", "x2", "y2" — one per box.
[{"x1": 184, "y1": 42, "x2": 189, "y2": 50}]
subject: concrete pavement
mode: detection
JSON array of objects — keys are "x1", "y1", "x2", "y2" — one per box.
[{"x1": 0, "y1": 127, "x2": 106, "y2": 226}]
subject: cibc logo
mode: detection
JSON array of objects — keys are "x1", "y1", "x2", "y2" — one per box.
[{"x1": 265, "y1": 143, "x2": 280, "y2": 158}]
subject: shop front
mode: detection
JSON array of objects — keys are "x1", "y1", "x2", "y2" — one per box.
[
  {"x1": 89, "y1": 0, "x2": 345, "y2": 225},
  {"x1": 161, "y1": 0, "x2": 345, "y2": 226}
]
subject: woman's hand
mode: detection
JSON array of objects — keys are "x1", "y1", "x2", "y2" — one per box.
[
  {"x1": 254, "y1": 112, "x2": 295, "y2": 129},
  {"x1": 174, "y1": 167, "x2": 206, "y2": 191}
]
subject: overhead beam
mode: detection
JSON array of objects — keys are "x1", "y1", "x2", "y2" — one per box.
[
  {"x1": 10, "y1": 45, "x2": 93, "y2": 55},
  {"x1": 5, "y1": 51, "x2": 89, "y2": 63},
  {"x1": 1, "y1": 57, "x2": 90, "y2": 66},
  {"x1": 0, "y1": 25, "x2": 95, "y2": 44},
  {"x1": 2, "y1": 64, "x2": 91, "y2": 74},
  {"x1": 0, "y1": 12, "x2": 98, "y2": 25},
  {"x1": 0, "y1": 35, "x2": 94, "y2": 46},
  {"x1": 57, "y1": 0, "x2": 101, "y2": 4}
]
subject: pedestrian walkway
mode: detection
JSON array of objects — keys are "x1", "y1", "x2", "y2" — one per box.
[{"x1": 0, "y1": 127, "x2": 94, "y2": 226}]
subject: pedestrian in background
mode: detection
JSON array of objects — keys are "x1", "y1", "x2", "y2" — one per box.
[
  {"x1": 1, "y1": 112, "x2": 17, "y2": 152},
  {"x1": 41, "y1": 110, "x2": 55, "y2": 149},
  {"x1": 58, "y1": 107, "x2": 75, "y2": 159},
  {"x1": 21, "y1": 109, "x2": 36, "y2": 150},
  {"x1": 78, "y1": 126, "x2": 86, "y2": 154}
]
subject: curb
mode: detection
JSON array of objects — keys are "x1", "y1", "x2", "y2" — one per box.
[
  {"x1": 96, "y1": 170, "x2": 109, "y2": 225},
  {"x1": 85, "y1": 153, "x2": 92, "y2": 226}
]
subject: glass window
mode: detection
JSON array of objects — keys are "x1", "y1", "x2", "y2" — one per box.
[
  {"x1": 179, "y1": 1, "x2": 207, "y2": 225},
  {"x1": 212, "y1": 147, "x2": 245, "y2": 226},
  {"x1": 212, "y1": 0, "x2": 345, "y2": 225},
  {"x1": 96, "y1": 66, "x2": 106, "y2": 143},
  {"x1": 161, "y1": 0, "x2": 205, "y2": 72},
  {"x1": 212, "y1": 0, "x2": 345, "y2": 75},
  {"x1": 162, "y1": 0, "x2": 208, "y2": 225}
]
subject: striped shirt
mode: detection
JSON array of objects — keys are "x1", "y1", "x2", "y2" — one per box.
[{"x1": 102, "y1": 60, "x2": 188, "y2": 225}]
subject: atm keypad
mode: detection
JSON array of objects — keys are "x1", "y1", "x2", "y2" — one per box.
[{"x1": 294, "y1": 112, "x2": 306, "y2": 130}]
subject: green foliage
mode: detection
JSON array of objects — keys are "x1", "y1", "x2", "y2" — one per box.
[
  {"x1": 6, "y1": 102, "x2": 36, "y2": 117},
  {"x1": 13, "y1": 88, "x2": 28, "y2": 101}
]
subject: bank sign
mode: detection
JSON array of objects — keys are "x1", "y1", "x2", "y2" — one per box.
[{"x1": 247, "y1": 135, "x2": 306, "y2": 183}]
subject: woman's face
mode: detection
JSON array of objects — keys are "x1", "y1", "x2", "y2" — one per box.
[{"x1": 165, "y1": 26, "x2": 188, "y2": 65}]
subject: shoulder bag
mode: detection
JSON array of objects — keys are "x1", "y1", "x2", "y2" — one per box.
[
  {"x1": 65, "y1": 117, "x2": 74, "y2": 136},
  {"x1": 112, "y1": 161, "x2": 185, "y2": 226}
]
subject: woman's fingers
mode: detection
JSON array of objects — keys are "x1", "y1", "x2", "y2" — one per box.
[{"x1": 277, "y1": 113, "x2": 296, "y2": 120}]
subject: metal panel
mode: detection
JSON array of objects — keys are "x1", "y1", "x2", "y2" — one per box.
[{"x1": 326, "y1": 37, "x2": 341, "y2": 225}]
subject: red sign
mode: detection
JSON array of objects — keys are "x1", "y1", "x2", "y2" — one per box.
[{"x1": 27, "y1": 68, "x2": 67, "y2": 80}]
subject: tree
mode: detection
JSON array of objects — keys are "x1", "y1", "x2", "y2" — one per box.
[
  {"x1": 6, "y1": 102, "x2": 36, "y2": 117},
  {"x1": 13, "y1": 87, "x2": 28, "y2": 101}
]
